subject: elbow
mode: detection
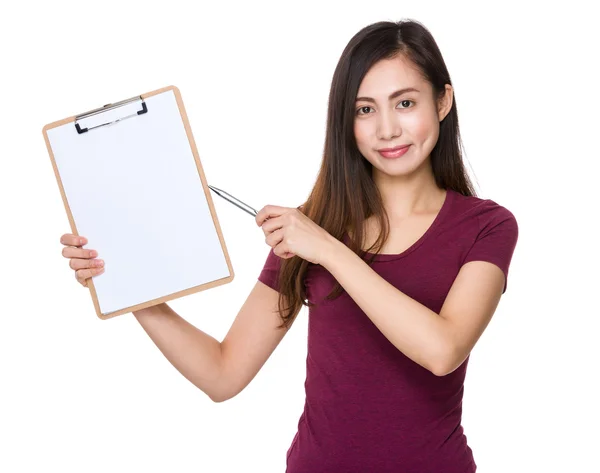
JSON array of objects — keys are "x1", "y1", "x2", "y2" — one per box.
[
  {"x1": 208, "y1": 388, "x2": 223, "y2": 402},
  {"x1": 208, "y1": 387, "x2": 231, "y2": 403},
  {"x1": 209, "y1": 389, "x2": 230, "y2": 403},
  {"x1": 430, "y1": 345, "x2": 462, "y2": 377},
  {"x1": 431, "y1": 363, "x2": 452, "y2": 377},
  {"x1": 198, "y1": 381, "x2": 230, "y2": 403},
  {"x1": 209, "y1": 387, "x2": 239, "y2": 403}
]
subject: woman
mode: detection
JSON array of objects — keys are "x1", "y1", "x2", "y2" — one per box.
[{"x1": 60, "y1": 19, "x2": 518, "y2": 472}]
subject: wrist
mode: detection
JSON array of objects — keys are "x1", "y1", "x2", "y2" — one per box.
[{"x1": 319, "y1": 235, "x2": 346, "y2": 269}]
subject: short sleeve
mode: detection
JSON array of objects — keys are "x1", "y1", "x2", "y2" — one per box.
[
  {"x1": 462, "y1": 206, "x2": 519, "y2": 294},
  {"x1": 258, "y1": 247, "x2": 282, "y2": 293}
]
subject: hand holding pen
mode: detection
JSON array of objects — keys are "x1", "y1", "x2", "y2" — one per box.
[{"x1": 208, "y1": 185, "x2": 336, "y2": 265}]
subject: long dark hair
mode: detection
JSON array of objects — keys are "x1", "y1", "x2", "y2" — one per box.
[{"x1": 274, "y1": 19, "x2": 476, "y2": 329}]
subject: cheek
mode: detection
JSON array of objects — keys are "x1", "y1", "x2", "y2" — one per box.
[
  {"x1": 353, "y1": 121, "x2": 370, "y2": 150},
  {"x1": 405, "y1": 112, "x2": 436, "y2": 142}
]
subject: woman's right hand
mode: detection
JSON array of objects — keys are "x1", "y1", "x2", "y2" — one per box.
[{"x1": 60, "y1": 233, "x2": 105, "y2": 287}]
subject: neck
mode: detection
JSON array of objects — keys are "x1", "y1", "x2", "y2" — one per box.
[{"x1": 372, "y1": 160, "x2": 444, "y2": 220}]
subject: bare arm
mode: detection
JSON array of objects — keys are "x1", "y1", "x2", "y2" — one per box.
[
  {"x1": 61, "y1": 232, "x2": 293, "y2": 402},
  {"x1": 133, "y1": 302, "x2": 224, "y2": 401},
  {"x1": 133, "y1": 280, "x2": 293, "y2": 402},
  {"x1": 219, "y1": 280, "x2": 294, "y2": 401}
]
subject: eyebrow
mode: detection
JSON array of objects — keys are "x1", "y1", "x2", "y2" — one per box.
[{"x1": 355, "y1": 87, "x2": 420, "y2": 103}]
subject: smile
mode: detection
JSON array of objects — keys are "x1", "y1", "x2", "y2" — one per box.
[{"x1": 377, "y1": 145, "x2": 411, "y2": 159}]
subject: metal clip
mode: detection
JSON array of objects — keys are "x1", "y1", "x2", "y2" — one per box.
[{"x1": 74, "y1": 95, "x2": 148, "y2": 134}]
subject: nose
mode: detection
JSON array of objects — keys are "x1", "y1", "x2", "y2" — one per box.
[{"x1": 376, "y1": 108, "x2": 401, "y2": 141}]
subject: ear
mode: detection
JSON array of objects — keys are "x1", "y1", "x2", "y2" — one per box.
[{"x1": 437, "y1": 84, "x2": 454, "y2": 122}]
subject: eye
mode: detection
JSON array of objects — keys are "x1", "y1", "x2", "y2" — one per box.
[
  {"x1": 356, "y1": 106, "x2": 373, "y2": 116},
  {"x1": 397, "y1": 100, "x2": 414, "y2": 109},
  {"x1": 356, "y1": 100, "x2": 415, "y2": 116}
]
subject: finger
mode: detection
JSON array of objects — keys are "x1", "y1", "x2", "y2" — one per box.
[
  {"x1": 76, "y1": 267, "x2": 104, "y2": 286},
  {"x1": 273, "y1": 242, "x2": 294, "y2": 259},
  {"x1": 256, "y1": 205, "x2": 289, "y2": 226},
  {"x1": 266, "y1": 227, "x2": 285, "y2": 248},
  {"x1": 69, "y1": 256, "x2": 104, "y2": 271},
  {"x1": 62, "y1": 245, "x2": 97, "y2": 259},
  {"x1": 261, "y1": 215, "x2": 284, "y2": 236},
  {"x1": 60, "y1": 234, "x2": 87, "y2": 247},
  {"x1": 77, "y1": 271, "x2": 88, "y2": 287}
]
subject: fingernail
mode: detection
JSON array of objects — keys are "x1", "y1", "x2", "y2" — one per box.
[
  {"x1": 80, "y1": 238, "x2": 86, "y2": 245},
  {"x1": 90, "y1": 251, "x2": 97, "y2": 257}
]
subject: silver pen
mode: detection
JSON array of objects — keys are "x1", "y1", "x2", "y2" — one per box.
[{"x1": 208, "y1": 185, "x2": 258, "y2": 217}]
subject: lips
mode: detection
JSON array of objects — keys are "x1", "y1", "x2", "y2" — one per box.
[
  {"x1": 378, "y1": 144, "x2": 410, "y2": 152},
  {"x1": 377, "y1": 144, "x2": 411, "y2": 159}
]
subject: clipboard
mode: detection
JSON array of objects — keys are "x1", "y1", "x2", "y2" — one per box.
[{"x1": 42, "y1": 85, "x2": 235, "y2": 320}]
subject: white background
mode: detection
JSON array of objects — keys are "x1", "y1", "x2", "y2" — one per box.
[{"x1": 1, "y1": 1, "x2": 598, "y2": 472}]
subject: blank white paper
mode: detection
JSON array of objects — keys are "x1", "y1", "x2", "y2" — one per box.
[{"x1": 46, "y1": 89, "x2": 230, "y2": 315}]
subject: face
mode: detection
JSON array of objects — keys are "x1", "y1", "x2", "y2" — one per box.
[{"x1": 353, "y1": 54, "x2": 453, "y2": 180}]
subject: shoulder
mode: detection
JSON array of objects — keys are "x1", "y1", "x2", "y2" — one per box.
[
  {"x1": 449, "y1": 189, "x2": 518, "y2": 232},
  {"x1": 448, "y1": 191, "x2": 519, "y2": 293}
]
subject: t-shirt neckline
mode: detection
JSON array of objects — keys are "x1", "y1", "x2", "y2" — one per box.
[{"x1": 343, "y1": 188, "x2": 454, "y2": 262}]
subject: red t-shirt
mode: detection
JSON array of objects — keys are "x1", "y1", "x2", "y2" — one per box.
[{"x1": 258, "y1": 188, "x2": 518, "y2": 472}]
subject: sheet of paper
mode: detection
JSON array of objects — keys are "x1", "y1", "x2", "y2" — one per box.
[{"x1": 47, "y1": 89, "x2": 230, "y2": 315}]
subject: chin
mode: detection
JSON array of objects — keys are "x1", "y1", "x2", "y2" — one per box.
[{"x1": 373, "y1": 154, "x2": 428, "y2": 177}]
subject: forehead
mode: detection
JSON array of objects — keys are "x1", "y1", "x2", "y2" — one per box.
[{"x1": 357, "y1": 55, "x2": 428, "y2": 95}]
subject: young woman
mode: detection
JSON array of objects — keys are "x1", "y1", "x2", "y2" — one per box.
[{"x1": 60, "y1": 19, "x2": 518, "y2": 473}]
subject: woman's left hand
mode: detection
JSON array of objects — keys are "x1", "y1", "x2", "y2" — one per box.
[{"x1": 256, "y1": 205, "x2": 336, "y2": 265}]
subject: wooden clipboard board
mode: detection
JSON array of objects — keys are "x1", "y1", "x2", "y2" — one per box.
[{"x1": 42, "y1": 85, "x2": 235, "y2": 320}]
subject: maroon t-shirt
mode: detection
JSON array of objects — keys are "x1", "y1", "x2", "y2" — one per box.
[{"x1": 258, "y1": 188, "x2": 518, "y2": 472}]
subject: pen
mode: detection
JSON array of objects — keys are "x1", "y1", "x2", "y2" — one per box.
[{"x1": 208, "y1": 185, "x2": 258, "y2": 217}]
